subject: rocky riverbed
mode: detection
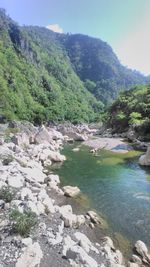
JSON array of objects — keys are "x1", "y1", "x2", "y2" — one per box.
[{"x1": 0, "y1": 121, "x2": 149, "y2": 267}]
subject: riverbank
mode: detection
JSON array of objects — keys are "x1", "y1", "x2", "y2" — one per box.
[{"x1": 0, "y1": 121, "x2": 149, "y2": 267}]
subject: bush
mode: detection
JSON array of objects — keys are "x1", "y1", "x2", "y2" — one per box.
[
  {"x1": 0, "y1": 187, "x2": 15, "y2": 202},
  {"x1": 129, "y1": 112, "x2": 143, "y2": 126},
  {"x1": 10, "y1": 209, "x2": 37, "y2": 237}
]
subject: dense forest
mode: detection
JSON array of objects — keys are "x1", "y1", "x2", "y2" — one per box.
[
  {"x1": 0, "y1": 9, "x2": 149, "y2": 124},
  {"x1": 108, "y1": 84, "x2": 150, "y2": 139}
]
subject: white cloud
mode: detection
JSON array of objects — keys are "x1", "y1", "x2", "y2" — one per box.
[
  {"x1": 114, "y1": 13, "x2": 150, "y2": 75},
  {"x1": 46, "y1": 24, "x2": 63, "y2": 33}
]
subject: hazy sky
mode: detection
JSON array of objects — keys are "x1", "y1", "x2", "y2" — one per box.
[{"x1": 1, "y1": 0, "x2": 150, "y2": 75}]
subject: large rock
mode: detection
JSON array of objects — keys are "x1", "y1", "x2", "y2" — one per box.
[
  {"x1": 58, "y1": 205, "x2": 85, "y2": 228},
  {"x1": 48, "y1": 128, "x2": 64, "y2": 140},
  {"x1": 66, "y1": 244, "x2": 98, "y2": 267},
  {"x1": 11, "y1": 133, "x2": 29, "y2": 147},
  {"x1": 15, "y1": 242, "x2": 43, "y2": 267},
  {"x1": 87, "y1": 210, "x2": 101, "y2": 224},
  {"x1": 139, "y1": 147, "x2": 150, "y2": 166},
  {"x1": 21, "y1": 166, "x2": 46, "y2": 183},
  {"x1": 135, "y1": 240, "x2": 150, "y2": 263},
  {"x1": 63, "y1": 186, "x2": 80, "y2": 197},
  {"x1": 7, "y1": 174, "x2": 24, "y2": 188},
  {"x1": 34, "y1": 125, "x2": 53, "y2": 144},
  {"x1": 38, "y1": 189, "x2": 55, "y2": 213},
  {"x1": 74, "y1": 232, "x2": 98, "y2": 254}
]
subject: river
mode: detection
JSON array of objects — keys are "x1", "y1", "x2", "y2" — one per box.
[{"x1": 55, "y1": 142, "x2": 150, "y2": 254}]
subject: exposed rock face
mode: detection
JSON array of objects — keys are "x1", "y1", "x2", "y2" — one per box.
[
  {"x1": 63, "y1": 186, "x2": 80, "y2": 197},
  {"x1": 139, "y1": 147, "x2": 150, "y2": 166},
  {"x1": 16, "y1": 242, "x2": 43, "y2": 267}
]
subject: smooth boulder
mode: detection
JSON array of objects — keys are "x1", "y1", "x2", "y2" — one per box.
[
  {"x1": 63, "y1": 186, "x2": 80, "y2": 197},
  {"x1": 139, "y1": 147, "x2": 150, "y2": 166}
]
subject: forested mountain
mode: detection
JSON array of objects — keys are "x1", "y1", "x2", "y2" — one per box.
[
  {"x1": 108, "y1": 84, "x2": 150, "y2": 139},
  {"x1": 0, "y1": 9, "x2": 149, "y2": 123},
  {"x1": 60, "y1": 34, "x2": 149, "y2": 104}
]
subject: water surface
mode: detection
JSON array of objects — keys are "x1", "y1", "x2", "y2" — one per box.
[{"x1": 56, "y1": 144, "x2": 150, "y2": 250}]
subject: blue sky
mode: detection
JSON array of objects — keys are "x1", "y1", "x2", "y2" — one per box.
[{"x1": 1, "y1": 0, "x2": 150, "y2": 75}]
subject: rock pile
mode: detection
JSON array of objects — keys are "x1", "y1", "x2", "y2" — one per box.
[{"x1": 0, "y1": 122, "x2": 149, "y2": 267}]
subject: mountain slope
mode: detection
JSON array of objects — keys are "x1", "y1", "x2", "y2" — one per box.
[
  {"x1": 0, "y1": 9, "x2": 149, "y2": 123},
  {"x1": 0, "y1": 9, "x2": 103, "y2": 124},
  {"x1": 59, "y1": 34, "x2": 149, "y2": 103}
]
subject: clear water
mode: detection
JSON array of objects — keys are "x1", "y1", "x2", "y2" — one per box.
[{"x1": 56, "y1": 144, "x2": 150, "y2": 249}]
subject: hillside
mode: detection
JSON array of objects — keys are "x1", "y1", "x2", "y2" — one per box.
[
  {"x1": 0, "y1": 9, "x2": 149, "y2": 123},
  {"x1": 59, "y1": 34, "x2": 149, "y2": 104},
  {"x1": 0, "y1": 9, "x2": 103, "y2": 124},
  {"x1": 108, "y1": 84, "x2": 150, "y2": 140}
]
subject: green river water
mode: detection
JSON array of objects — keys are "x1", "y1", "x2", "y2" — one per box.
[{"x1": 55, "y1": 143, "x2": 150, "y2": 253}]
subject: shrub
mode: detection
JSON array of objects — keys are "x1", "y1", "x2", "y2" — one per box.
[
  {"x1": 129, "y1": 112, "x2": 143, "y2": 126},
  {"x1": 10, "y1": 209, "x2": 37, "y2": 237},
  {"x1": 0, "y1": 187, "x2": 15, "y2": 202}
]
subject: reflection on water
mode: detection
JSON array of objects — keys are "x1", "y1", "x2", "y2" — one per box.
[{"x1": 56, "y1": 144, "x2": 150, "y2": 249}]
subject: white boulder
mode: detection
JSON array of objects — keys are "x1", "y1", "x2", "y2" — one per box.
[
  {"x1": 63, "y1": 186, "x2": 80, "y2": 197},
  {"x1": 15, "y1": 242, "x2": 43, "y2": 267},
  {"x1": 7, "y1": 174, "x2": 24, "y2": 188},
  {"x1": 139, "y1": 147, "x2": 150, "y2": 166}
]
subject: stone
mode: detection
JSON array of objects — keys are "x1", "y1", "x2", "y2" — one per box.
[
  {"x1": 87, "y1": 210, "x2": 101, "y2": 224},
  {"x1": 58, "y1": 205, "x2": 73, "y2": 215},
  {"x1": 20, "y1": 188, "x2": 36, "y2": 202},
  {"x1": 62, "y1": 235, "x2": 76, "y2": 256},
  {"x1": 72, "y1": 147, "x2": 80, "y2": 152},
  {"x1": 27, "y1": 201, "x2": 39, "y2": 215},
  {"x1": 36, "y1": 201, "x2": 45, "y2": 214},
  {"x1": 101, "y1": 236, "x2": 115, "y2": 250},
  {"x1": 22, "y1": 166, "x2": 46, "y2": 183},
  {"x1": 62, "y1": 213, "x2": 77, "y2": 228},
  {"x1": 11, "y1": 133, "x2": 29, "y2": 147},
  {"x1": 48, "y1": 128, "x2": 64, "y2": 140},
  {"x1": 74, "y1": 232, "x2": 98, "y2": 254},
  {"x1": 131, "y1": 254, "x2": 142, "y2": 265},
  {"x1": 76, "y1": 215, "x2": 86, "y2": 227},
  {"x1": 128, "y1": 262, "x2": 139, "y2": 267},
  {"x1": 47, "y1": 174, "x2": 60, "y2": 184},
  {"x1": 16, "y1": 242, "x2": 43, "y2": 267},
  {"x1": 7, "y1": 174, "x2": 24, "y2": 188},
  {"x1": 135, "y1": 240, "x2": 150, "y2": 262},
  {"x1": 63, "y1": 185, "x2": 80, "y2": 197},
  {"x1": 34, "y1": 125, "x2": 53, "y2": 144},
  {"x1": 22, "y1": 238, "x2": 32, "y2": 247},
  {"x1": 139, "y1": 147, "x2": 150, "y2": 166},
  {"x1": 43, "y1": 197, "x2": 55, "y2": 213},
  {"x1": 48, "y1": 150, "x2": 66, "y2": 162},
  {"x1": 66, "y1": 244, "x2": 98, "y2": 267}
]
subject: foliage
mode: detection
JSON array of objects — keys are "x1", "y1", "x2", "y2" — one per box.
[
  {"x1": 0, "y1": 9, "x2": 149, "y2": 124},
  {"x1": 108, "y1": 84, "x2": 150, "y2": 132},
  {"x1": 10, "y1": 209, "x2": 37, "y2": 237},
  {"x1": 60, "y1": 34, "x2": 149, "y2": 104},
  {"x1": 0, "y1": 186, "x2": 15, "y2": 202},
  {"x1": 129, "y1": 112, "x2": 143, "y2": 126}
]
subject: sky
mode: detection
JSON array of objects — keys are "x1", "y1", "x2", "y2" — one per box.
[{"x1": 1, "y1": 0, "x2": 150, "y2": 75}]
